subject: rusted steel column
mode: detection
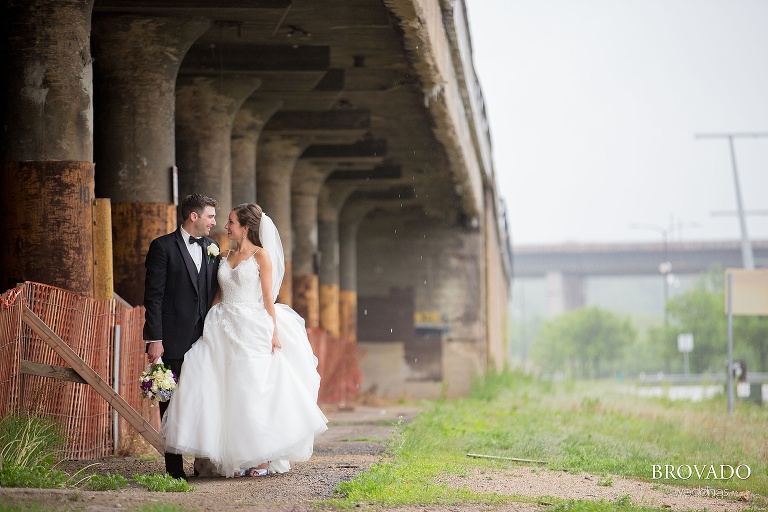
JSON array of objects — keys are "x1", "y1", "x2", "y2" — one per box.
[
  {"x1": 1, "y1": 0, "x2": 95, "y2": 296},
  {"x1": 91, "y1": 15, "x2": 209, "y2": 305},
  {"x1": 231, "y1": 98, "x2": 282, "y2": 207},
  {"x1": 176, "y1": 75, "x2": 261, "y2": 245},
  {"x1": 256, "y1": 136, "x2": 305, "y2": 306},
  {"x1": 92, "y1": 198, "x2": 114, "y2": 301},
  {"x1": 291, "y1": 162, "x2": 329, "y2": 327},
  {"x1": 111, "y1": 203, "x2": 176, "y2": 306},
  {"x1": 0, "y1": 162, "x2": 94, "y2": 296}
]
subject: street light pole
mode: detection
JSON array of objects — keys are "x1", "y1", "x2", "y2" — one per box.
[
  {"x1": 629, "y1": 222, "x2": 672, "y2": 326},
  {"x1": 659, "y1": 230, "x2": 670, "y2": 328},
  {"x1": 695, "y1": 132, "x2": 768, "y2": 270}
]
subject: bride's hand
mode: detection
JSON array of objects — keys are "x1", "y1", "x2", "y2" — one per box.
[{"x1": 271, "y1": 332, "x2": 282, "y2": 354}]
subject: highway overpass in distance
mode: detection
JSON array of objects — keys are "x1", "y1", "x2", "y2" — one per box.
[
  {"x1": 513, "y1": 239, "x2": 768, "y2": 278},
  {"x1": 511, "y1": 239, "x2": 768, "y2": 316}
]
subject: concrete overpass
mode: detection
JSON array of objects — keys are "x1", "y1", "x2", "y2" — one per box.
[
  {"x1": 0, "y1": 0, "x2": 512, "y2": 398},
  {"x1": 513, "y1": 240, "x2": 768, "y2": 315}
]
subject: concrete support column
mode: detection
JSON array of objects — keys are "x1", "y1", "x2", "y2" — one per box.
[
  {"x1": 0, "y1": 0, "x2": 95, "y2": 295},
  {"x1": 317, "y1": 188, "x2": 341, "y2": 337},
  {"x1": 91, "y1": 15, "x2": 209, "y2": 305},
  {"x1": 231, "y1": 99, "x2": 282, "y2": 207},
  {"x1": 339, "y1": 215, "x2": 364, "y2": 343},
  {"x1": 291, "y1": 162, "x2": 329, "y2": 327},
  {"x1": 176, "y1": 76, "x2": 261, "y2": 244},
  {"x1": 256, "y1": 136, "x2": 305, "y2": 306},
  {"x1": 545, "y1": 271, "x2": 585, "y2": 317}
]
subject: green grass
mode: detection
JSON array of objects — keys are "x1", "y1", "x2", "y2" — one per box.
[
  {"x1": 132, "y1": 473, "x2": 195, "y2": 492},
  {"x1": 329, "y1": 369, "x2": 768, "y2": 510},
  {"x1": 0, "y1": 504, "x2": 61, "y2": 512},
  {"x1": 0, "y1": 414, "x2": 68, "y2": 489},
  {"x1": 85, "y1": 472, "x2": 130, "y2": 490},
  {"x1": 0, "y1": 414, "x2": 64, "y2": 469}
]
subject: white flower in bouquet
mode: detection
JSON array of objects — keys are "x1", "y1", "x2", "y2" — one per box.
[{"x1": 139, "y1": 363, "x2": 178, "y2": 405}]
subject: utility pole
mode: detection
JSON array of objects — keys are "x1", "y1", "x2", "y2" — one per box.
[{"x1": 695, "y1": 132, "x2": 768, "y2": 270}]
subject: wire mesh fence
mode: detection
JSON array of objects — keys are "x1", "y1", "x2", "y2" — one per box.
[{"x1": 0, "y1": 282, "x2": 361, "y2": 460}]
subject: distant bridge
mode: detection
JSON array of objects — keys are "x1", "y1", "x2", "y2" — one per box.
[
  {"x1": 514, "y1": 240, "x2": 768, "y2": 277},
  {"x1": 512, "y1": 240, "x2": 768, "y2": 315}
]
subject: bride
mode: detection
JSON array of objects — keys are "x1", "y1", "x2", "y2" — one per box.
[{"x1": 163, "y1": 203, "x2": 328, "y2": 478}]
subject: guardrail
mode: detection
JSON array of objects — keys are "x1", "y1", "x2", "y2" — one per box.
[{"x1": 637, "y1": 372, "x2": 768, "y2": 384}]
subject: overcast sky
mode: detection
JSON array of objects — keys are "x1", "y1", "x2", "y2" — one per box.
[{"x1": 465, "y1": 0, "x2": 768, "y2": 246}]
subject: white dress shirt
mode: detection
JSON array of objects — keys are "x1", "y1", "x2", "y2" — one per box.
[{"x1": 180, "y1": 226, "x2": 203, "y2": 272}]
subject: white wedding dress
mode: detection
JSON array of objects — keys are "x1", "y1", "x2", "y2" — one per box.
[{"x1": 162, "y1": 216, "x2": 328, "y2": 478}]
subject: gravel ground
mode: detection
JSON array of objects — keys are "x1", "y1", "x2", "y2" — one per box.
[{"x1": 0, "y1": 405, "x2": 762, "y2": 511}]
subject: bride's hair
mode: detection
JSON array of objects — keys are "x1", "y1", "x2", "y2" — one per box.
[{"x1": 232, "y1": 203, "x2": 263, "y2": 247}]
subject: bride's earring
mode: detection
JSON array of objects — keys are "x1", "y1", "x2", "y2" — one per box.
[{"x1": 242, "y1": 231, "x2": 246, "y2": 240}]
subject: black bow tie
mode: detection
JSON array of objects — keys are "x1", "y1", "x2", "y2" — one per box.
[{"x1": 188, "y1": 236, "x2": 204, "y2": 246}]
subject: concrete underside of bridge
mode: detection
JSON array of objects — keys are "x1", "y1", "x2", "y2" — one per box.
[{"x1": 0, "y1": 0, "x2": 512, "y2": 399}]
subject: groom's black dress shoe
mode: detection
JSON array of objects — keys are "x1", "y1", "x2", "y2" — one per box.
[{"x1": 168, "y1": 471, "x2": 188, "y2": 481}]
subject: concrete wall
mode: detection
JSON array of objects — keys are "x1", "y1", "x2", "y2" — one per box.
[
  {"x1": 485, "y1": 199, "x2": 511, "y2": 370},
  {"x1": 356, "y1": 209, "x2": 485, "y2": 398}
]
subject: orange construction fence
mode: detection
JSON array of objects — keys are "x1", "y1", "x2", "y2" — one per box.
[{"x1": 0, "y1": 282, "x2": 361, "y2": 460}]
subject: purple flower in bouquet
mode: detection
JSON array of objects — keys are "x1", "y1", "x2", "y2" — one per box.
[{"x1": 139, "y1": 363, "x2": 178, "y2": 406}]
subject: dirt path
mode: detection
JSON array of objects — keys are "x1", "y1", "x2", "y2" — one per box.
[{"x1": 0, "y1": 405, "x2": 760, "y2": 511}]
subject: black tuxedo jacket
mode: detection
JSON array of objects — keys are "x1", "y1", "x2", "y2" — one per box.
[{"x1": 143, "y1": 228, "x2": 220, "y2": 360}]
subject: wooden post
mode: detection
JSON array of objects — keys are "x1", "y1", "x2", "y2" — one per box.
[
  {"x1": 21, "y1": 306, "x2": 164, "y2": 453},
  {"x1": 92, "y1": 198, "x2": 114, "y2": 301}
]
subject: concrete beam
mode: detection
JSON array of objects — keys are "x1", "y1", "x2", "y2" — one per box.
[
  {"x1": 264, "y1": 110, "x2": 370, "y2": 132},
  {"x1": 94, "y1": 0, "x2": 291, "y2": 14},
  {"x1": 263, "y1": 110, "x2": 371, "y2": 144},
  {"x1": 349, "y1": 185, "x2": 415, "y2": 201},
  {"x1": 301, "y1": 138, "x2": 386, "y2": 158},
  {"x1": 182, "y1": 43, "x2": 330, "y2": 73},
  {"x1": 327, "y1": 164, "x2": 402, "y2": 181}
]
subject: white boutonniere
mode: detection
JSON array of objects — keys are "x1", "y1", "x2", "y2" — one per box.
[{"x1": 207, "y1": 244, "x2": 220, "y2": 264}]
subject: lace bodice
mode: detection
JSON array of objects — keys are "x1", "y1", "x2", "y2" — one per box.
[{"x1": 218, "y1": 256, "x2": 264, "y2": 306}]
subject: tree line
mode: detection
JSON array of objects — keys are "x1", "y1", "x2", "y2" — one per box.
[{"x1": 528, "y1": 268, "x2": 768, "y2": 379}]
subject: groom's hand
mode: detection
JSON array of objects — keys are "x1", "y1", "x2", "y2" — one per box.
[{"x1": 147, "y1": 341, "x2": 164, "y2": 364}]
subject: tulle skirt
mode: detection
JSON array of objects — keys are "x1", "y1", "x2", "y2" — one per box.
[{"x1": 162, "y1": 302, "x2": 328, "y2": 477}]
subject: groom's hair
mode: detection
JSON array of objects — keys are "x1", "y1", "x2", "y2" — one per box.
[{"x1": 181, "y1": 194, "x2": 218, "y2": 221}]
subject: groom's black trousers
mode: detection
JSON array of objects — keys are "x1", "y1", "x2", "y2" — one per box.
[{"x1": 159, "y1": 318, "x2": 203, "y2": 479}]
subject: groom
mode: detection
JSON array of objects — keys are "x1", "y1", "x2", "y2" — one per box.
[{"x1": 143, "y1": 193, "x2": 220, "y2": 480}]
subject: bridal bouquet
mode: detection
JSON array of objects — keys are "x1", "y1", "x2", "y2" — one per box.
[{"x1": 139, "y1": 363, "x2": 177, "y2": 405}]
